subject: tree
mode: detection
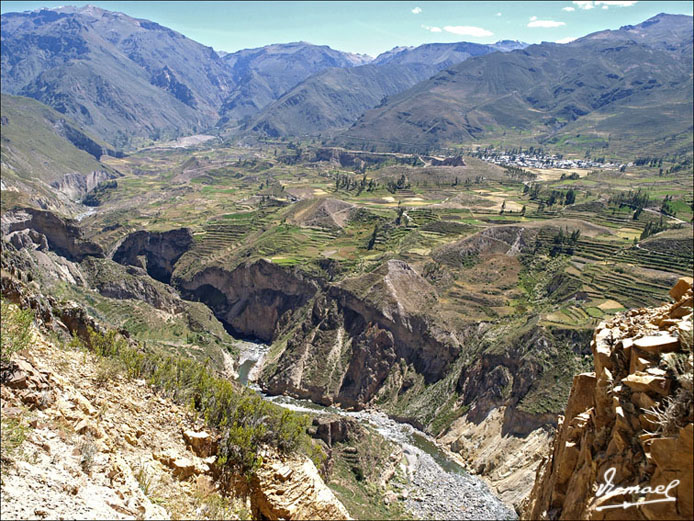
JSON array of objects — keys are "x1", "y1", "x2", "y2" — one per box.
[
  {"x1": 520, "y1": 205, "x2": 526, "y2": 217},
  {"x1": 500, "y1": 200, "x2": 506, "y2": 215},
  {"x1": 548, "y1": 192, "x2": 557, "y2": 207},
  {"x1": 564, "y1": 189, "x2": 576, "y2": 206},
  {"x1": 367, "y1": 225, "x2": 379, "y2": 250}
]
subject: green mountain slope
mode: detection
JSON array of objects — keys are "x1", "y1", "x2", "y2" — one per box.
[
  {"x1": 244, "y1": 40, "x2": 528, "y2": 139},
  {"x1": 338, "y1": 14, "x2": 693, "y2": 157},
  {"x1": 1, "y1": 5, "x2": 234, "y2": 148},
  {"x1": 1, "y1": 93, "x2": 118, "y2": 212},
  {"x1": 247, "y1": 63, "x2": 439, "y2": 137},
  {"x1": 219, "y1": 42, "x2": 372, "y2": 126}
]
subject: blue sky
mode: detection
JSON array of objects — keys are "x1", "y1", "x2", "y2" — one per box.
[{"x1": 2, "y1": 1, "x2": 692, "y2": 56}]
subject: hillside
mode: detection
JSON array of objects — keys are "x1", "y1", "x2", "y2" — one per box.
[
  {"x1": 0, "y1": 94, "x2": 120, "y2": 213},
  {"x1": 219, "y1": 42, "x2": 371, "y2": 126},
  {"x1": 247, "y1": 63, "x2": 439, "y2": 137},
  {"x1": 246, "y1": 40, "x2": 528, "y2": 139},
  {"x1": 0, "y1": 291, "x2": 349, "y2": 520},
  {"x1": 1, "y1": 5, "x2": 234, "y2": 147},
  {"x1": 339, "y1": 14, "x2": 693, "y2": 157}
]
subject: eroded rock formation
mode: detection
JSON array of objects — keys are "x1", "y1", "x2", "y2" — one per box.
[
  {"x1": 523, "y1": 277, "x2": 693, "y2": 520},
  {"x1": 50, "y1": 171, "x2": 119, "y2": 201},
  {"x1": 2, "y1": 208, "x2": 104, "y2": 261},
  {"x1": 262, "y1": 259, "x2": 460, "y2": 408},
  {"x1": 177, "y1": 260, "x2": 318, "y2": 342},
  {"x1": 251, "y1": 455, "x2": 352, "y2": 520},
  {"x1": 112, "y1": 228, "x2": 193, "y2": 283}
]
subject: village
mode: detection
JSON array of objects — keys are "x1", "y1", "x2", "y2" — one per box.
[{"x1": 477, "y1": 151, "x2": 624, "y2": 171}]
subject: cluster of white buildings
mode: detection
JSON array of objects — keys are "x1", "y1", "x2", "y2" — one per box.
[{"x1": 479, "y1": 153, "x2": 623, "y2": 170}]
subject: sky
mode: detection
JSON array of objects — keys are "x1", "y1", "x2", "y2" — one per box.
[{"x1": 1, "y1": 1, "x2": 692, "y2": 57}]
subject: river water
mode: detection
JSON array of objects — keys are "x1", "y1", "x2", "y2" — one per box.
[{"x1": 237, "y1": 341, "x2": 517, "y2": 520}]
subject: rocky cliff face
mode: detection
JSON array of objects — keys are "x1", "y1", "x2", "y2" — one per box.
[
  {"x1": 50, "y1": 170, "x2": 119, "y2": 201},
  {"x1": 112, "y1": 228, "x2": 193, "y2": 284},
  {"x1": 2, "y1": 208, "x2": 104, "y2": 261},
  {"x1": 262, "y1": 260, "x2": 460, "y2": 409},
  {"x1": 177, "y1": 260, "x2": 319, "y2": 342},
  {"x1": 523, "y1": 277, "x2": 693, "y2": 520},
  {"x1": 251, "y1": 456, "x2": 351, "y2": 520},
  {"x1": 175, "y1": 258, "x2": 460, "y2": 410}
]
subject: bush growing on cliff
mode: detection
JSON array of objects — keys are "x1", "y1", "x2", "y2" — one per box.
[
  {"x1": 75, "y1": 326, "x2": 315, "y2": 475},
  {"x1": 1, "y1": 299, "x2": 33, "y2": 370}
]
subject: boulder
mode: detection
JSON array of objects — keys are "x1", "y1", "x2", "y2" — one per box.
[
  {"x1": 633, "y1": 335, "x2": 680, "y2": 353},
  {"x1": 622, "y1": 372, "x2": 671, "y2": 396},
  {"x1": 669, "y1": 277, "x2": 693, "y2": 301},
  {"x1": 252, "y1": 454, "x2": 351, "y2": 520},
  {"x1": 183, "y1": 430, "x2": 217, "y2": 458}
]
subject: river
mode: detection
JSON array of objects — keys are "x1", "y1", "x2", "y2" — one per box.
[{"x1": 237, "y1": 341, "x2": 517, "y2": 520}]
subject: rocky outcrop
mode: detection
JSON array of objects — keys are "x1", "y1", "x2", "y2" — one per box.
[
  {"x1": 311, "y1": 415, "x2": 361, "y2": 446},
  {"x1": 439, "y1": 406, "x2": 553, "y2": 511},
  {"x1": 432, "y1": 321, "x2": 591, "y2": 511},
  {"x1": 262, "y1": 260, "x2": 460, "y2": 408},
  {"x1": 177, "y1": 260, "x2": 319, "y2": 342},
  {"x1": 523, "y1": 277, "x2": 693, "y2": 520},
  {"x1": 2, "y1": 208, "x2": 104, "y2": 261},
  {"x1": 82, "y1": 257, "x2": 185, "y2": 314},
  {"x1": 112, "y1": 228, "x2": 194, "y2": 284},
  {"x1": 456, "y1": 323, "x2": 592, "y2": 435},
  {"x1": 251, "y1": 454, "x2": 352, "y2": 520},
  {"x1": 50, "y1": 170, "x2": 119, "y2": 201},
  {"x1": 433, "y1": 225, "x2": 537, "y2": 266}
]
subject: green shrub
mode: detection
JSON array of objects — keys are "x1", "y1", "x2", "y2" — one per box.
[
  {"x1": 74, "y1": 326, "x2": 316, "y2": 476},
  {"x1": 1, "y1": 299, "x2": 33, "y2": 367},
  {"x1": 0, "y1": 416, "x2": 30, "y2": 470}
]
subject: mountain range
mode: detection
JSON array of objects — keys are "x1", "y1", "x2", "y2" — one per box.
[
  {"x1": 1, "y1": 5, "x2": 530, "y2": 148},
  {"x1": 339, "y1": 14, "x2": 694, "y2": 155},
  {"x1": 1, "y1": 6, "x2": 692, "y2": 157},
  {"x1": 218, "y1": 42, "x2": 371, "y2": 127}
]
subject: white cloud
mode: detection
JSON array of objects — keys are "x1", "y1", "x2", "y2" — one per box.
[
  {"x1": 572, "y1": 1, "x2": 637, "y2": 9},
  {"x1": 556, "y1": 36, "x2": 577, "y2": 43},
  {"x1": 562, "y1": 6, "x2": 576, "y2": 11},
  {"x1": 573, "y1": 1, "x2": 595, "y2": 8},
  {"x1": 411, "y1": 6, "x2": 422, "y2": 14},
  {"x1": 422, "y1": 24, "x2": 442, "y2": 32},
  {"x1": 496, "y1": 12, "x2": 502, "y2": 16},
  {"x1": 443, "y1": 25, "x2": 494, "y2": 37},
  {"x1": 530, "y1": 16, "x2": 538, "y2": 21},
  {"x1": 528, "y1": 20, "x2": 566, "y2": 28}
]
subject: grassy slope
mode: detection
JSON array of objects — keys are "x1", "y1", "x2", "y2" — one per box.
[{"x1": 1, "y1": 94, "x2": 110, "y2": 184}]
